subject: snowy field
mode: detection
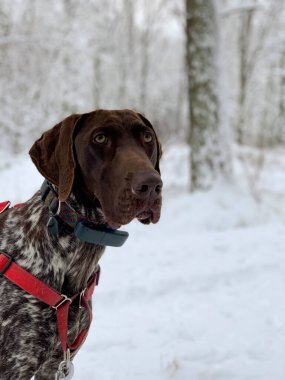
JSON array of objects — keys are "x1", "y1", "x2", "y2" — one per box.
[{"x1": 1, "y1": 145, "x2": 285, "y2": 380}]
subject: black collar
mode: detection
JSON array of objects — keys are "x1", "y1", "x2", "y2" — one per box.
[{"x1": 41, "y1": 180, "x2": 129, "y2": 247}]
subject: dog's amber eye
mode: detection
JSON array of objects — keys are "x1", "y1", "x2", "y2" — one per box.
[
  {"x1": 143, "y1": 132, "x2": 153, "y2": 143},
  {"x1": 94, "y1": 133, "x2": 108, "y2": 144}
]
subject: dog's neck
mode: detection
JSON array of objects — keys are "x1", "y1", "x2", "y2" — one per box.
[
  {"x1": 5, "y1": 190, "x2": 106, "y2": 295},
  {"x1": 67, "y1": 191, "x2": 105, "y2": 224},
  {"x1": 42, "y1": 179, "x2": 128, "y2": 244},
  {"x1": 50, "y1": 190, "x2": 106, "y2": 293}
]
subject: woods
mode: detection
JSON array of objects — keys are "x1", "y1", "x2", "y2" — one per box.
[{"x1": 0, "y1": 0, "x2": 284, "y2": 191}]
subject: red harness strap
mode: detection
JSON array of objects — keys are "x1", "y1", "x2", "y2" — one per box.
[
  {"x1": 0, "y1": 252, "x2": 100, "y2": 354},
  {"x1": 0, "y1": 201, "x2": 11, "y2": 213},
  {"x1": 0, "y1": 201, "x2": 23, "y2": 213}
]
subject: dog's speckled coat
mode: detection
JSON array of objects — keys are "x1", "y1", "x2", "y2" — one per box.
[{"x1": 0, "y1": 109, "x2": 162, "y2": 380}]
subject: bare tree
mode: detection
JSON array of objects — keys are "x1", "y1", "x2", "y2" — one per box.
[
  {"x1": 236, "y1": 4, "x2": 255, "y2": 145},
  {"x1": 224, "y1": 1, "x2": 281, "y2": 145},
  {"x1": 185, "y1": 0, "x2": 230, "y2": 191},
  {"x1": 277, "y1": 51, "x2": 285, "y2": 144}
]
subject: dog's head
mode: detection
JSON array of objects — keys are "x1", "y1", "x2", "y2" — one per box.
[{"x1": 29, "y1": 109, "x2": 162, "y2": 228}]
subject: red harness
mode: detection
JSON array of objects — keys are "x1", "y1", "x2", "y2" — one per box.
[
  {"x1": 0, "y1": 201, "x2": 100, "y2": 355},
  {"x1": 0, "y1": 201, "x2": 11, "y2": 213}
]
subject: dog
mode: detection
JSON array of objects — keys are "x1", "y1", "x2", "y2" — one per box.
[{"x1": 0, "y1": 109, "x2": 162, "y2": 380}]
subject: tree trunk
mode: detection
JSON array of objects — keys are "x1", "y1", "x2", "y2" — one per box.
[
  {"x1": 277, "y1": 51, "x2": 285, "y2": 144},
  {"x1": 185, "y1": 0, "x2": 230, "y2": 191},
  {"x1": 236, "y1": 7, "x2": 254, "y2": 145},
  {"x1": 93, "y1": 55, "x2": 102, "y2": 109}
]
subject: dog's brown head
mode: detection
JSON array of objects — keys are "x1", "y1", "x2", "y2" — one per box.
[{"x1": 29, "y1": 109, "x2": 162, "y2": 228}]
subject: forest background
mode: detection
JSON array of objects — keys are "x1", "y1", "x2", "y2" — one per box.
[{"x1": 1, "y1": 0, "x2": 284, "y2": 194}]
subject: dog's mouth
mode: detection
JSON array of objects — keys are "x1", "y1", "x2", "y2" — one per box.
[
  {"x1": 97, "y1": 187, "x2": 162, "y2": 229},
  {"x1": 104, "y1": 206, "x2": 160, "y2": 229},
  {"x1": 107, "y1": 220, "x2": 123, "y2": 230},
  {"x1": 106, "y1": 210, "x2": 152, "y2": 229},
  {"x1": 136, "y1": 210, "x2": 153, "y2": 224},
  {"x1": 106, "y1": 204, "x2": 161, "y2": 229}
]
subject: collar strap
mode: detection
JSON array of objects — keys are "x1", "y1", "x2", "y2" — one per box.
[
  {"x1": 41, "y1": 180, "x2": 129, "y2": 247},
  {"x1": 0, "y1": 251, "x2": 100, "y2": 354}
]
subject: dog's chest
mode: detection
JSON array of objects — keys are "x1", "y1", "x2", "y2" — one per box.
[{"x1": 0, "y1": 193, "x2": 104, "y2": 293}]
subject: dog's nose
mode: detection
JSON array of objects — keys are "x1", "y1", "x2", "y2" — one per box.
[{"x1": 132, "y1": 172, "x2": 163, "y2": 200}]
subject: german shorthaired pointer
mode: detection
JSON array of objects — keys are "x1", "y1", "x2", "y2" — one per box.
[{"x1": 0, "y1": 110, "x2": 162, "y2": 380}]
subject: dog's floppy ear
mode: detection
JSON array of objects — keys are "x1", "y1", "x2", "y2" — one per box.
[
  {"x1": 137, "y1": 113, "x2": 162, "y2": 174},
  {"x1": 29, "y1": 114, "x2": 82, "y2": 201}
]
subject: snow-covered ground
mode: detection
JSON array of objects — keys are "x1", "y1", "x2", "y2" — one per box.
[{"x1": 1, "y1": 145, "x2": 285, "y2": 380}]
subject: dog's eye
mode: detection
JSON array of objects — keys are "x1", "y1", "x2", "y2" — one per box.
[
  {"x1": 94, "y1": 133, "x2": 108, "y2": 144},
  {"x1": 143, "y1": 132, "x2": 153, "y2": 143}
]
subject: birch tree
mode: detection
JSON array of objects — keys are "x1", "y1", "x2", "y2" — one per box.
[{"x1": 185, "y1": 0, "x2": 230, "y2": 191}]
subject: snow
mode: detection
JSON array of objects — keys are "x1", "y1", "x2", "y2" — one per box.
[{"x1": 1, "y1": 145, "x2": 285, "y2": 379}]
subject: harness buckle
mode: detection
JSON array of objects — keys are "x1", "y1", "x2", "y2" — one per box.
[
  {"x1": 52, "y1": 294, "x2": 72, "y2": 310},
  {"x1": 0, "y1": 252, "x2": 14, "y2": 276}
]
